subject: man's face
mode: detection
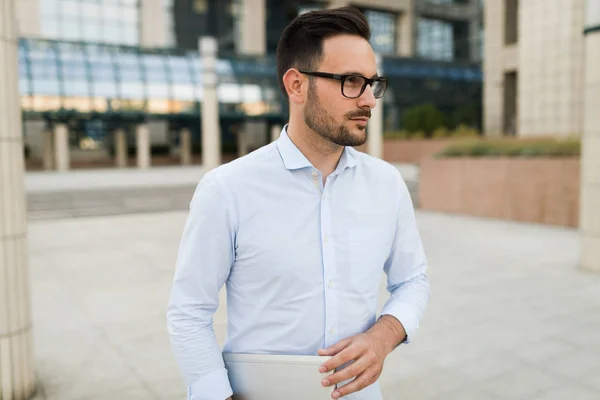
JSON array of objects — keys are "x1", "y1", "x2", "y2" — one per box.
[{"x1": 303, "y1": 34, "x2": 378, "y2": 147}]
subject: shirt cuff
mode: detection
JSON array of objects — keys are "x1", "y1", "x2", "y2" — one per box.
[
  {"x1": 380, "y1": 301, "x2": 419, "y2": 344},
  {"x1": 188, "y1": 367, "x2": 233, "y2": 400}
]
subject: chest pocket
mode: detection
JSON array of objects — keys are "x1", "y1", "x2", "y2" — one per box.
[{"x1": 347, "y1": 227, "x2": 393, "y2": 293}]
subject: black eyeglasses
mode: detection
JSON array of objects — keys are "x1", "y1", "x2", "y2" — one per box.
[{"x1": 298, "y1": 70, "x2": 388, "y2": 99}]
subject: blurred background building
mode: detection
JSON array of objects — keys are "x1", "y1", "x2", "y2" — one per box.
[
  {"x1": 13, "y1": 0, "x2": 484, "y2": 170},
  {"x1": 484, "y1": 0, "x2": 586, "y2": 137}
]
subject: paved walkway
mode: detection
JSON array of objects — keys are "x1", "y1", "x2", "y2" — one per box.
[
  {"x1": 24, "y1": 164, "x2": 421, "y2": 194},
  {"x1": 24, "y1": 164, "x2": 421, "y2": 220},
  {"x1": 28, "y1": 210, "x2": 600, "y2": 400}
]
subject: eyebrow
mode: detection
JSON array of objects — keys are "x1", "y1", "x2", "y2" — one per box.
[{"x1": 341, "y1": 71, "x2": 379, "y2": 79}]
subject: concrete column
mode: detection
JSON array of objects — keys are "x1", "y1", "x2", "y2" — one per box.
[
  {"x1": 115, "y1": 128, "x2": 128, "y2": 168},
  {"x1": 180, "y1": 128, "x2": 192, "y2": 166},
  {"x1": 136, "y1": 124, "x2": 151, "y2": 169},
  {"x1": 15, "y1": 0, "x2": 40, "y2": 37},
  {"x1": 200, "y1": 37, "x2": 221, "y2": 171},
  {"x1": 581, "y1": 0, "x2": 600, "y2": 272},
  {"x1": 0, "y1": 0, "x2": 37, "y2": 399},
  {"x1": 237, "y1": 0, "x2": 266, "y2": 55},
  {"x1": 42, "y1": 128, "x2": 53, "y2": 170},
  {"x1": 367, "y1": 54, "x2": 384, "y2": 159},
  {"x1": 140, "y1": 0, "x2": 166, "y2": 48},
  {"x1": 54, "y1": 123, "x2": 70, "y2": 172},
  {"x1": 271, "y1": 124, "x2": 282, "y2": 142},
  {"x1": 483, "y1": 0, "x2": 505, "y2": 136},
  {"x1": 398, "y1": 5, "x2": 415, "y2": 56},
  {"x1": 237, "y1": 131, "x2": 249, "y2": 158}
]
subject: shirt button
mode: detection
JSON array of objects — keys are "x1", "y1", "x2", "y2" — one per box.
[
  {"x1": 329, "y1": 327, "x2": 335, "y2": 335},
  {"x1": 323, "y1": 235, "x2": 329, "y2": 243},
  {"x1": 328, "y1": 280, "x2": 333, "y2": 288},
  {"x1": 312, "y1": 171, "x2": 319, "y2": 178}
]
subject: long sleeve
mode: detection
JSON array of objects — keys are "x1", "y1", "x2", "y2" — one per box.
[
  {"x1": 167, "y1": 171, "x2": 236, "y2": 400},
  {"x1": 381, "y1": 172, "x2": 431, "y2": 344}
]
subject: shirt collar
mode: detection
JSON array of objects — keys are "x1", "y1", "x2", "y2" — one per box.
[{"x1": 276, "y1": 125, "x2": 358, "y2": 172}]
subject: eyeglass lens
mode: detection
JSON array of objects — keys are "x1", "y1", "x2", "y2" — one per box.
[{"x1": 342, "y1": 76, "x2": 387, "y2": 98}]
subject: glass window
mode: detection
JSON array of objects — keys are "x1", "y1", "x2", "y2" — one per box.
[
  {"x1": 58, "y1": 43, "x2": 89, "y2": 96},
  {"x1": 29, "y1": 41, "x2": 61, "y2": 95},
  {"x1": 417, "y1": 18, "x2": 454, "y2": 61},
  {"x1": 363, "y1": 10, "x2": 396, "y2": 54},
  {"x1": 115, "y1": 52, "x2": 142, "y2": 81},
  {"x1": 142, "y1": 54, "x2": 167, "y2": 81},
  {"x1": 39, "y1": 0, "x2": 140, "y2": 46},
  {"x1": 168, "y1": 56, "x2": 193, "y2": 83}
]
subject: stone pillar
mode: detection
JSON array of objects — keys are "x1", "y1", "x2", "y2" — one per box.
[
  {"x1": 199, "y1": 37, "x2": 221, "y2": 171},
  {"x1": 581, "y1": 0, "x2": 600, "y2": 272},
  {"x1": 140, "y1": 0, "x2": 166, "y2": 48},
  {"x1": 136, "y1": 124, "x2": 151, "y2": 169},
  {"x1": 54, "y1": 123, "x2": 70, "y2": 172},
  {"x1": 180, "y1": 128, "x2": 192, "y2": 166},
  {"x1": 271, "y1": 124, "x2": 282, "y2": 142},
  {"x1": 367, "y1": 54, "x2": 384, "y2": 159},
  {"x1": 0, "y1": 0, "x2": 37, "y2": 399},
  {"x1": 42, "y1": 127, "x2": 53, "y2": 170},
  {"x1": 15, "y1": 0, "x2": 40, "y2": 37},
  {"x1": 398, "y1": 4, "x2": 415, "y2": 56},
  {"x1": 237, "y1": 131, "x2": 249, "y2": 158},
  {"x1": 237, "y1": 0, "x2": 266, "y2": 55},
  {"x1": 483, "y1": 0, "x2": 505, "y2": 136},
  {"x1": 115, "y1": 128, "x2": 128, "y2": 168}
]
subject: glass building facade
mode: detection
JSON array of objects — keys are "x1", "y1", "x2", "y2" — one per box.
[
  {"x1": 18, "y1": 0, "x2": 483, "y2": 159},
  {"x1": 40, "y1": 0, "x2": 140, "y2": 46}
]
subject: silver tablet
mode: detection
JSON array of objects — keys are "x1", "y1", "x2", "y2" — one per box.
[{"x1": 223, "y1": 352, "x2": 334, "y2": 400}]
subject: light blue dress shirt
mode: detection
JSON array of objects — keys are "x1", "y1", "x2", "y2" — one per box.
[{"x1": 167, "y1": 126, "x2": 430, "y2": 400}]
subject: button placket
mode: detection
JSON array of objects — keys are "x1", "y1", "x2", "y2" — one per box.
[{"x1": 320, "y1": 178, "x2": 337, "y2": 346}]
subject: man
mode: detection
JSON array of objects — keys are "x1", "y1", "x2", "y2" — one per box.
[{"x1": 167, "y1": 6, "x2": 430, "y2": 400}]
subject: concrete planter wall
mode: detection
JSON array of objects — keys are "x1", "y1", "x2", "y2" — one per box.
[
  {"x1": 419, "y1": 157, "x2": 580, "y2": 227},
  {"x1": 356, "y1": 138, "x2": 457, "y2": 164},
  {"x1": 383, "y1": 139, "x2": 456, "y2": 164}
]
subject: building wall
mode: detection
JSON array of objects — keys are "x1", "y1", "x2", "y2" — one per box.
[
  {"x1": 519, "y1": 0, "x2": 585, "y2": 137},
  {"x1": 15, "y1": 0, "x2": 40, "y2": 37},
  {"x1": 484, "y1": 0, "x2": 586, "y2": 137}
]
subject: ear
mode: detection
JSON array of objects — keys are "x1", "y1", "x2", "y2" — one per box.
[{"x1": 282, "y1": 68, "x2": 306, "y2": 104}]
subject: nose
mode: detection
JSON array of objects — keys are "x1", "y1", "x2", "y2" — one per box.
[{"x1": 357, "y1": 84, "x2": 377, "y2": 109}]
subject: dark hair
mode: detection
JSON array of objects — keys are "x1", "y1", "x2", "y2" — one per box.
[{"x1": 276, "y1": 6, "x2": 371, "y2": 98}]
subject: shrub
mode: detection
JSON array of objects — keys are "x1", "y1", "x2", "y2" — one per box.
[
  {"x1": 402, "y1": 103, "x2": 446, "y2": 134},
  {"x1": 436, "y1": 137, "x2": 581, "y2": 158},
  {"x1": 432, "y1": 127, "x2": 450, "y2": 138},
  {"x1": 452, "y1": 124, "x2": 480, "y2": 138}
]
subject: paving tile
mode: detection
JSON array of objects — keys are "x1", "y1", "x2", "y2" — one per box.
[
  {"x1": 86, "y1": 384, "x2": 158, "y2": 400},
  {"x1": 532, "y1": 385, "x2": 600, "y2": 400},
  {"x1": 474, "y1": 366, "x2": 561, "y2": 399},
  {"x1": 150, "y1": 377, "x2": 188, "y2": 400},
  {"x1": 536, "y1": 348, "x2": 600, "y2": 381}
]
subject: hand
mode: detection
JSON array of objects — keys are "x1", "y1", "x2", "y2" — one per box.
[{"x1": 317, "y1": 316, "x2": 406, "y2": 399}]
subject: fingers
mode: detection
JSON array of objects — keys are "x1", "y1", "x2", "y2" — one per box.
[
  {"x1": 321, "y1": 358, "x2": 367, "y2": 388},
  {"x1": 319, "y1": 341, "x2": 361, "y2": 373},
  {"x1": 317, "y1": 338, "x2": 352, "y2": 357},
  {"x1": 329, "y1": 367, "x2": 379, "y2": 399}
]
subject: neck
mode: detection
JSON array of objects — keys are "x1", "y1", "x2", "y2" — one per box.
[{"x1": 286, "y1": 115, "x2": 344, "y2": 179}]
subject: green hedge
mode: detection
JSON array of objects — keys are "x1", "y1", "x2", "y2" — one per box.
[{"x1": 435, "y1": 138, "x2": 581, "y2": 158}]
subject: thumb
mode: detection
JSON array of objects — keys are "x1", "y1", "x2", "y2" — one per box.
[{"x1": 317, "y1": 338, "x2": 352, "y2": 356}]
